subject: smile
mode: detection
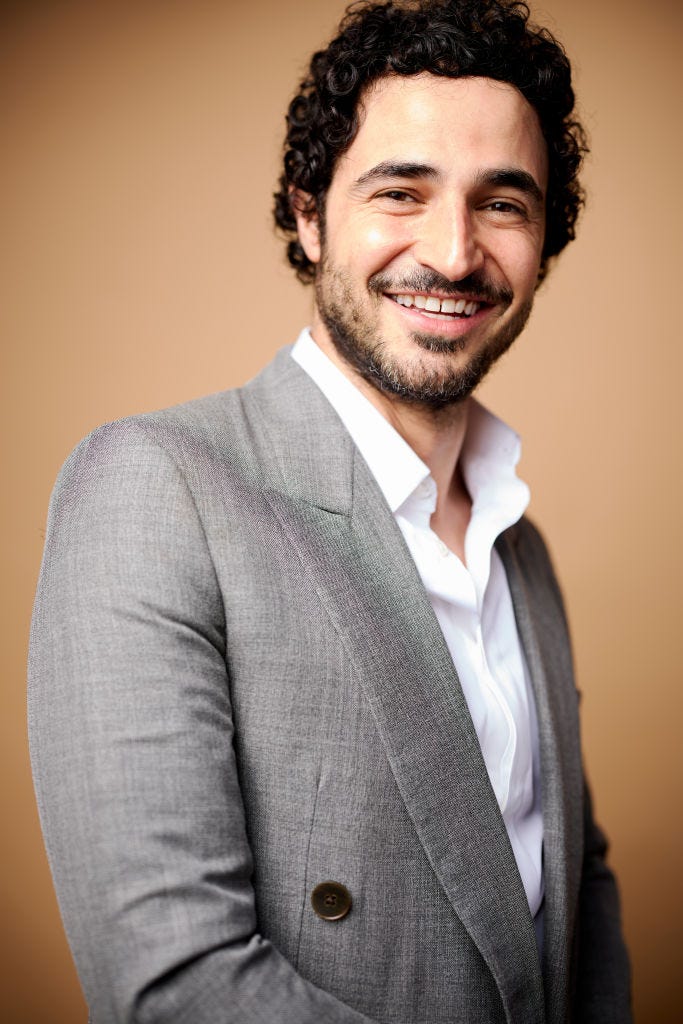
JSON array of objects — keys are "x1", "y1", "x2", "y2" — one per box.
[{"x1": 388, "y1": 293, "x2": 481, "y2": 319}]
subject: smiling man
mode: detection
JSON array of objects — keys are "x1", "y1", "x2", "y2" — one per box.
[
  {"x1": 29, "y1": 2, "x2": 631, "y2": 1023},
  {"x1": 300, "y1": 75, "x2": 546, "y2": 413}
]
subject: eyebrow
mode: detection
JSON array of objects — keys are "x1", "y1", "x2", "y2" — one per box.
[
  {"x1": 474, "y1": 167, "x2": 545, "y2": 208},
  {"x1": 352, "y1": 161, "x2": 441, "y2": 190}
]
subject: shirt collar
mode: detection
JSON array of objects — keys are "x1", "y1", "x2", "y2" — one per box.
[{"x1": 291, "y1": 327, "x2": 529, "y2": 527}]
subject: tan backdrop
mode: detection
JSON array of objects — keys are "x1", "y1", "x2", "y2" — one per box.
[{"x1": 2, "y1": 0, "x2": 681, "y2": 1019}]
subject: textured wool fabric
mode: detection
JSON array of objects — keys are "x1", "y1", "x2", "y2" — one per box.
[
  {"x1": 28, "y1": 348, "x2": 631, "y2": 1024},
  {"x1": 291, "y1": 329, "x2": 544, "y2": 923}
]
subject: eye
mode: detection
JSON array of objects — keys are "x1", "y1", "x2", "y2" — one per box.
[
  {"x1": 376, "y1": 189, "x2": 417, "y2": 203},
  {"x1": 484, "y1": 200, "x2": 528, "y2": 219}
]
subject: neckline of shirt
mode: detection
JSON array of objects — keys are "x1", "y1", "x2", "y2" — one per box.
[{"x1": 291, "y1": 328, "x2": 529, "y2": 532}]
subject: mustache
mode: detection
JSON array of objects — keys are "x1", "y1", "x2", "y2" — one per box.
[{"x1": 368, "y1": 269, "x2": 513, "y2": 307}]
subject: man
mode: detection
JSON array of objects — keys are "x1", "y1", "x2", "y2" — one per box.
[{"x1": 29, "y1": 1, "x2": 631, "y2": 1022}]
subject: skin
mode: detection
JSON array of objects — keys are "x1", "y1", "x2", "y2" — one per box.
[{"x1": 294, "y1": 74, "x2": 548, "y2": 561}]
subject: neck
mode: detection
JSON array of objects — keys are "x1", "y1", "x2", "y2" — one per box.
[
  {"x1": 309, "y1": 326, "x2": 471, "y2": 514},
  {"x1": 371, "y1": 389, "x2": 470, "y2": 502}
]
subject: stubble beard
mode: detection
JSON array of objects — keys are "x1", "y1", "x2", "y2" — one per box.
[{"x1": 314, "y1": 258, "x2": 534, "y2": 410}]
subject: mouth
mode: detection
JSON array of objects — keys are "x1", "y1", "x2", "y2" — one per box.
[{"x1": 387, "y1": 291, "x2": 483, "y2": 320}]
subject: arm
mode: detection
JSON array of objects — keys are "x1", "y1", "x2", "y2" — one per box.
[
  {"x1": 28, "y1": 421, "x2": 374, "y2": 1024},
  {"x1": 573, "y1": 779, "x2": 632, "y2": 1023}
]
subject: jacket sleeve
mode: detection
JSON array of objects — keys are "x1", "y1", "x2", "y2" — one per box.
[
  {"x1": 573, "y1": 779, "x2": 632, "y2": 1023},
  {"x1": 28, "y1": 421, "x2": 375, "y2": 1024}
]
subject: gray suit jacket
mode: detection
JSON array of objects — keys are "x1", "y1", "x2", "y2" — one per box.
[{"x1": 29, "y1": 348, "x2": 630, "y2": 1024}]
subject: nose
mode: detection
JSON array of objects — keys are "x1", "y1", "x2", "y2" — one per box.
[{"x1": 412, "y1": 201, "x2": 484, "y2": 282}]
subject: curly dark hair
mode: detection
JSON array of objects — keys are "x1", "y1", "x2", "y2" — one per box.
[{"x1": 273, "y1": 0, "x2": 587, "y2": 284}]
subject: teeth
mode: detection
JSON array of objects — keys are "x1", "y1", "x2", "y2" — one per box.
[{"x1": 392, "y1": 294, "x2": 481, "y2": 317}]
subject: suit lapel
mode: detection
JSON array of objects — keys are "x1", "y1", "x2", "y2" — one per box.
[
  {"x1": 243, "y1": 351, "x2": 545, "y2": 1022},
  {"x1": 497, "y1": 529, "x2": 584, "y2": 1024}
]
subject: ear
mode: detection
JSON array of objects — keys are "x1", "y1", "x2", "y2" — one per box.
[{"x1": 290, "y1": 188, "x2": 321, "y2": 264}]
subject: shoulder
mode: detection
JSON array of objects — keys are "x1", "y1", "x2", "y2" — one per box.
[
  {"x1": 56, "y1": 347, "x2": 300, "y2": 497},
  {"x1": 50, "y1": 392, "x2": 235, "y2": 524},
  {"x1": 67, "y1": 388, "x2": 241, "y2": 472}
]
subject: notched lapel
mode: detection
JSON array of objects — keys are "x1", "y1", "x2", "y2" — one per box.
[
  {"x1": 240, "y1": 349, "x2": 355, "y2": 516},
  {"x1": 260, "y1": 431, "x2": 544, "y2": 1022}
]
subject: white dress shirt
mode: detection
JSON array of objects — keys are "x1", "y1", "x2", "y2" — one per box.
[{"x1": 291, "y1": 329, "x2": 544, "y2": 928}]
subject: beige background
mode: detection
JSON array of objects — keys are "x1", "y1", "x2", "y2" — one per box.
[{"x1": 2, "y1": 0, "x2": 681, "y2": 1019}]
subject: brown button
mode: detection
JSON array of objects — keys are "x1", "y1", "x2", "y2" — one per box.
[{"x1": 311, "y1": 881, "x2": 352, "y2": 921}]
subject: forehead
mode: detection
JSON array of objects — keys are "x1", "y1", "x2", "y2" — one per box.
[{"x1": 334, "y1": 73, "x2": 548, "y2": 190}]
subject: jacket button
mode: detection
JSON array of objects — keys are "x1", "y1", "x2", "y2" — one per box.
[{"x1": 311, "y1": 881, "x2": 352, "y2": 921}]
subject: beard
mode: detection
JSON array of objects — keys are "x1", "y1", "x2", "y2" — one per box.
[{"x1": 314, "y1": 259, "x2": 534, "y2": 410}]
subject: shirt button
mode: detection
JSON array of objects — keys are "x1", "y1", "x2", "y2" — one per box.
[{"x1": 311, "y1": 881, "x2": 353, "y2": 921}]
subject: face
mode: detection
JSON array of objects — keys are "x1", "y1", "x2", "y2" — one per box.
[{"x1": 295, "y1": 74, "x2": 548, "y2": 408}]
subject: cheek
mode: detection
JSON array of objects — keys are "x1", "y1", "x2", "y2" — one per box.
[
  {"x1": 493, "y1": 233, "x2": 543, "y2": 290},
  {"x1": 358, "y1": 221, "x2": 414, "y2": 271},
  {"x1": 329, "y1": 210, "x2": 413, "y2": 270}
]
